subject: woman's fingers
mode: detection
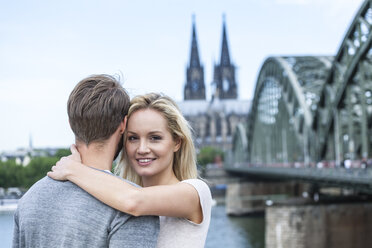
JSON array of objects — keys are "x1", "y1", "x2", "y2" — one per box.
[
  {"x1": 70, "y1": 144, "x2": 78, "y2": 154},
  {"x1": 47, "y1": 167, "x2": 57, "y2": 179},
  {"x1": 47, "y1": 165, "x2": 66, "y2": 180},
  {"x1": 56, "y1": 157, "x2": 66, "y2": 167},
  {"x1": 49, "y1": 160, "x2": 67, "y2": 176},
  {"x1": 70, "y1": 144, "x2": 81, "y2": 162},
  {"x1": 48, "y1": 146, "x2": 80, "y2": 181}
]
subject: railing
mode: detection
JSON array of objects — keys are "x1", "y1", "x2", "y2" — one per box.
[{"x1": 225, "y1": 164, "x2": 372, "y2": 194}]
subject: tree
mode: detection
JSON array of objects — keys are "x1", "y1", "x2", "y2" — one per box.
[
  {"x1": 0, "y1": 155, "x2": 63, "y2": 189},
  {"x1": 197, "y1": 146, "x2": 224, "y2": 176},
  {"x1": 22, "y1": 157, "x2": 59, "y2": 188},
  {"x1": 0, "y1": 160, "x2": 24, "y2": 188},
  {"x1": 54, "y1": 148, "x2": 71, "y2": 158}
]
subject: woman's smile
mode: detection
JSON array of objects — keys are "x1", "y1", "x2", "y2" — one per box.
[{"x1": 136, "y1": 158, "x2": 156, "y2": 166}]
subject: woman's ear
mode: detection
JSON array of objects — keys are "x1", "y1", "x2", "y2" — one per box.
[{"x1": 174, "y1": 138, "x2": 181, "y2": 152}]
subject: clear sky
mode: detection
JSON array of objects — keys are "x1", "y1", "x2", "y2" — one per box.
[{"x1": 0, "y1": 0, "x2": 365, "y2": 151}]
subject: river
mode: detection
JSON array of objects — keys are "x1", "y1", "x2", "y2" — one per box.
[{"x1": 0, "y1": 205, "x2": 265, "y2": 248}]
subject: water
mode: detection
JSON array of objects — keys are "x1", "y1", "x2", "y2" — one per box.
[
  {"x1": 1, "y1": 205, "x2": 265, "y2": 248},
  {"x1": 0, "y1": 211, "x2": 14, "y2": 248},
  {"x1": 206, "y1": 205, "x2": 265, "y2": 248}
]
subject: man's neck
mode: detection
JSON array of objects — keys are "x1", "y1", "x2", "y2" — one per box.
[{"x1": 77, "y1": 143, "x2": 113, "y2": 171}]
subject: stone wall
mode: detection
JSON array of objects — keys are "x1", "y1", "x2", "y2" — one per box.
[
  {"x1": 226, "y1": 181, "x2": 305, "y2": 215},
  {"x1": 266, "y1": 203, "x2": 372, "y2": 248}
]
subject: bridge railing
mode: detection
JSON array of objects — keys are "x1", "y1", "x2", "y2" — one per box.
[{"x1": 225, "y1": 162, "x2": 372, "y2": 193}]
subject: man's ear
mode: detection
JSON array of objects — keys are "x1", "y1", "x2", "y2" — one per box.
[
  {"x1": 174, "y1": 138, "x2": 181, "y2": 152},
  {"x1": 123, "y1": 115, "x2": 128, "y2": 133},
  {"x1": 124, "y1": 116, "x2": 127, "y2": 129}
]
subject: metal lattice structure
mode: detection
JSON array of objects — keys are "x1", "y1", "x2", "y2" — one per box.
[
  {"x1": 243, "y1": 56, "x2": 333, "y2": 166},
  {"x1": 231, "y1": 0, "x2": 372, "y2": 169},
  {"x1": 315, "y1": 0, "x2": 372, "y2": 164}
]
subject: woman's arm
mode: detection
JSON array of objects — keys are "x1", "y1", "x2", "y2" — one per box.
[{"x1": 48, "y1": 148, "x2": 202, "y2": 223}]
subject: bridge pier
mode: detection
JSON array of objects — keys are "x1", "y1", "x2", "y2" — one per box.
[
  {"x1": 226, "y1": 179, "x2": 372, "y2": 247},
  {"x1": 226, "y1": 180, "x2": 309, "y2": 215},
  {"x1": 265, "y1": 203, "x2": 372, "y2": 248}
]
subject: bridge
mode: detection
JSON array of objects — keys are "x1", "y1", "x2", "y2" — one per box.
[{"x1": 226, "y1": 0, "x2": 372, "y2": 194}]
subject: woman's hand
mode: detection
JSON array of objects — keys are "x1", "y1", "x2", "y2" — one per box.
[{"x1": 47, "y1": 144, "x2": 82, "y2": 181}]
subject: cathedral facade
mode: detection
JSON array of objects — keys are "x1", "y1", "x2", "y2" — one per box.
[{"x1": 178, "y1": 17, "x2": 250, "y2": 151}]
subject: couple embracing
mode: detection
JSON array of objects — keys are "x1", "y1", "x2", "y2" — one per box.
[{"x1": 13, "y1": 74, "x2": 212, "y2": 248}]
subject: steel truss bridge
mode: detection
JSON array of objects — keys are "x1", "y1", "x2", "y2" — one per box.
[{"x1": 227, "y1": 0, "x2": 372, "y2": 193}]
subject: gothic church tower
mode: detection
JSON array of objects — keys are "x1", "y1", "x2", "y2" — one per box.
[
  {"x1": 184, "y1": 16, "x2": 206, "y2": 100},
  {"x1": 179, "y1": 15, "x2": 249, "y2": 151},
  {"x1": 212, "y1": 17, "x2": 237, "y2": 99}
]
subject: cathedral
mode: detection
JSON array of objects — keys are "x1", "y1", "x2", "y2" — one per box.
[{"x1": 178, "y1": 17, "x2": 250, "y2": 151}]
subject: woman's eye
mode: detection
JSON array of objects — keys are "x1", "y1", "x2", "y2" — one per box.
[
  {"x1": 150, "y1": 136, "x2": 162, "y2": 141},
  {"x1": 128, "y1": 136, "x2": 138, "y2": 141}
]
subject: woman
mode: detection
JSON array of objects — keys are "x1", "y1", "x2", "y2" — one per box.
[{"x1": 48, "y1": 93, "x2": 212, "y2": 248}]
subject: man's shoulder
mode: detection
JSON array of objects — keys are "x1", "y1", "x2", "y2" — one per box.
[
  {"x1": 20, "y1": 176, "x2": 53, "y2": 199},
  {"x1": 18, "y1": 176, "x2": 73, "y2": 209},
  {"x1": 19, "y1": 176, "x2": 103, "y2": 210},
  {"x1": 17, "y1": 176, "x2": 131, "y2": 225},
  {"x1": 21, "y1": 176, "x2": 71, "y2": 197}
]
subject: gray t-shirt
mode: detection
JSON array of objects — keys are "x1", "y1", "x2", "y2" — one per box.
[{"x1": 13, "y1": 176, "x2": 159, "y2": 248}]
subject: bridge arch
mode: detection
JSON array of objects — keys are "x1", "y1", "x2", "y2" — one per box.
[
  {"x1": 231, "y1": 0, "x2": 372, "y2": 168},
  {"x1": 231, "y1": 123, "x2": 248, "y2": 164},
  {"x1": 315, "y1": 0, "x2": 372, "y2": 164},
  {"x1": 246, "y1": 56, "x2": 333, "y2": 166}
]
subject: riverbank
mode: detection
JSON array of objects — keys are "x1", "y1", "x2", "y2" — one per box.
[{"x1": 0, "y1": 199, "x2": 18, "y2": 212}]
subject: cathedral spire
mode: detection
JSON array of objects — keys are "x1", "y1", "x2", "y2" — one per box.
[
  {"x1": 212, "y1": 14, "x2": 237, "y2": 99},
  {"x1": 220, "y1": 14, "x2": 231, "y2": 66},
  {"x1": 190, "y1": 14, "x2": 201, "y2": 68},
  {"x1": 184, "y1": 15, "x2": 206, "y2": 100}
]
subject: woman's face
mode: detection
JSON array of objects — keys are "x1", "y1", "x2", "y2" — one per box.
[{"x1": 125, "y1": 108, "x2": 180, "y2": 181}]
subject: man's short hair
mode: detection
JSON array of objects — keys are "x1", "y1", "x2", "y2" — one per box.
[{"x1": 67, "y1": 74, "x2": 130, "y2": 145}]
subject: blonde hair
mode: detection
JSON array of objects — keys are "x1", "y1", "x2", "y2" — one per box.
[{"x1": 116, "y1": 93, "x2": 198, "y2": 186}]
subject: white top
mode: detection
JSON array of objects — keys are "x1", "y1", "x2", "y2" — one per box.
[{"x1": 156, "y1": 179, "x2": 212, "y2": 248}]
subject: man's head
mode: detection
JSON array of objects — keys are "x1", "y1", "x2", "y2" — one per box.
[{"x1": 68, "y1": 74, "x2": 130, "y2": 149}]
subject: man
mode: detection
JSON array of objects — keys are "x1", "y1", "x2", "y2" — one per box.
[{"x1": 13, "y1": 75, "x2": 159, "y2": 247}]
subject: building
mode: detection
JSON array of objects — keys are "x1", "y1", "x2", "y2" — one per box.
[{"x1": 178, "y1": 16, "x2": 250, "y2": 151}]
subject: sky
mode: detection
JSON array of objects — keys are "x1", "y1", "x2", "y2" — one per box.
[{"x1": 0, "y1": 0, "x2": 365, "y2": 151}]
